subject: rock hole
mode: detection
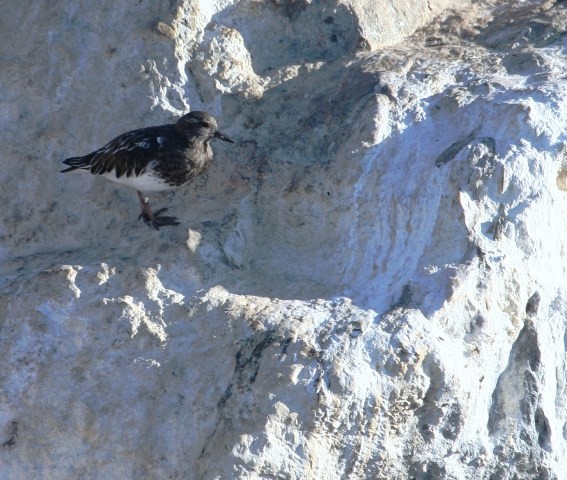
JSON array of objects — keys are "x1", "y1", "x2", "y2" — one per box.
[
  {"x1": 535, "y1": 407, "x2": 551, "y2": 450},
  {"x1": 1, "y1": 421, "x2": 18, "y2": 449},
  {"x1": 525, "y1": 291, "x2": 540, "y2": 317}
]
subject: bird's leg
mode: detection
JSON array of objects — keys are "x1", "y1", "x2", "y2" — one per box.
[{"x1": 136, "y1": 191, "x2": 180, "y2": 230}]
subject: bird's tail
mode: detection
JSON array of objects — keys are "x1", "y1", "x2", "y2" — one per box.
[{"x1": 60, "y1": 155, "x2": 92, "y2": 173}]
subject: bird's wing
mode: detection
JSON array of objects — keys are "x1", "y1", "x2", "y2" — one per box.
[{"x1": 89, "y1": 125, "x2": 173, "y2": 178}]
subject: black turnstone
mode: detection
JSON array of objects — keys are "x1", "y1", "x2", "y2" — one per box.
[{"x1": 61, "y1": 111, "x2": 234, "y2": 229}]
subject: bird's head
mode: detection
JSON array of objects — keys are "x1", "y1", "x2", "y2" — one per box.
[{"x1": 176, "y1": 111, "x2": 234, "y2": 144}]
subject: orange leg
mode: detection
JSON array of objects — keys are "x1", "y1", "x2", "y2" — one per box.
[{"x1": 136, "y1": 191, "x2": 180, "y2": 230}]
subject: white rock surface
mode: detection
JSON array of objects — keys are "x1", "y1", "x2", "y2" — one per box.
[{"x1": 2, "y1": 0, "x2": 567, "y2": 478}]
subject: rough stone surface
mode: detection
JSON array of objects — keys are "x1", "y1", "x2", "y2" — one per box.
[{"x1": 2, "y1": 0, "x2": 567, "y2": 478}]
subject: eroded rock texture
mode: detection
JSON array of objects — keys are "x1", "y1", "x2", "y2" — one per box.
[{"x1": 2, "y1": 0, "x2": 567, "y2": 478}]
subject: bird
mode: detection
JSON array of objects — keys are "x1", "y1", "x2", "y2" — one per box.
[{"x1": 61, "y1": 111, "x2": 234, "y2": 229}]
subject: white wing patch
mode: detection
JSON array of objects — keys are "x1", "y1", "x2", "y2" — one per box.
[
  {"x1": 133, "y1": 140, "x2": 151, "y2": 149},
  {"x1": 100, "y1": 133, "x2": 153, "y2": 154}
]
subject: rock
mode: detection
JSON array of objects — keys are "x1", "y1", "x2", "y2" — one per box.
[{"x1": 2, "y1": 0, "x2": 567, "y2": 478}]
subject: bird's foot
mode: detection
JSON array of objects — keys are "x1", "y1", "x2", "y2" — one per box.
[
  {"x1": 138, "y1": 208, "x2": 180, "y2": 230},
  {"x1": 137, "y1": 191, "x2": 180, "y2": 230}
]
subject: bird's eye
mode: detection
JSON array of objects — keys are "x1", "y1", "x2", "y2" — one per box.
[{"x1": 201, "y1": 122, "x2": 210, "y2": 128}]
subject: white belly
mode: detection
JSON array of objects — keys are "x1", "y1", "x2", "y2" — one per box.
[{"x1": 102, "y1": 170, "x2": 174, "y2": 192}]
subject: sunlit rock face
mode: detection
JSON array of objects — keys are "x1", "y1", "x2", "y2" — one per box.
[{"x1": 2, "y1": 1, "x2": 567, "y2": 478}]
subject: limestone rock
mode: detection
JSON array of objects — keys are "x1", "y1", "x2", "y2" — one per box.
[{"x1": 2, "y1": 0, "x2": 567, "y2": 478}]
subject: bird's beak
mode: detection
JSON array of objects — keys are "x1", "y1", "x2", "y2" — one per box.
[{"x1": 214, "y1": 130, "x2": 235, "y2": 144}]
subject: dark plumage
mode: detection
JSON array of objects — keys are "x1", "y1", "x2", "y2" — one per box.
[{"x1": 61, "y1": 111, "x2": 234, "y2": 229}]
